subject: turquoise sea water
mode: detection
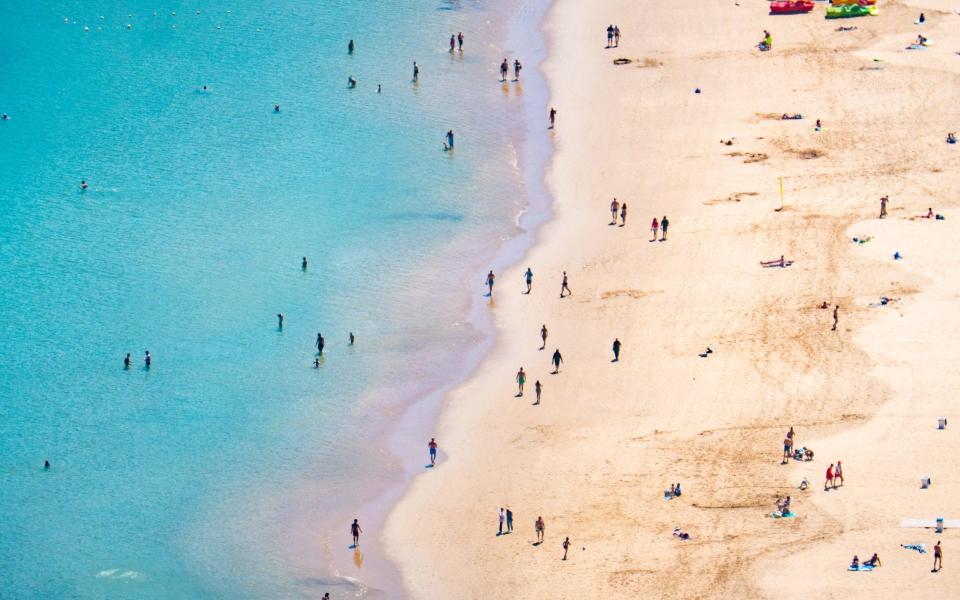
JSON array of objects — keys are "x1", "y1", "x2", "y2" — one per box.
[{"x1": 0, "y1": 1, "x2": 541, "y2": 597}]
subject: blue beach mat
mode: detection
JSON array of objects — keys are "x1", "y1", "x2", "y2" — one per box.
[
  {"x1": 770, "y1": 511, "x2": 796, "y2": 519},
  {"x1": 848, "y1": 564, "x2": 874, "y2": 572},
  {"x1": 902, "y1": 543, "x2": 927, "y2": 554}
]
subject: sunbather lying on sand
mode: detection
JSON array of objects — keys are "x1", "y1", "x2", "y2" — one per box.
[
  {"x1": 673, "y1": 527, "x2": 690, "y2": 540},
  {"x1": 781, "y1": 114, "x2": 802, "y2": 120},
  {"x1": 760, "y1": 255, "x2": 793, "y2": 268},
  {"x1": 948, "y1": 132, "x2": 957, "y2": 144},
  {"x1": 836, "y1": 26, "x2": 857, "y2": 32}
]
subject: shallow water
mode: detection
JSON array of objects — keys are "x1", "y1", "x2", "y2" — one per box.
[{"x1": 0, "y1": 1, "x2": 535, "y2": 597}]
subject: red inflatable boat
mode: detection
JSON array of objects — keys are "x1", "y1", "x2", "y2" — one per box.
[{"x1": 769, "y1": 0, "x2": 815, "y2": 14}]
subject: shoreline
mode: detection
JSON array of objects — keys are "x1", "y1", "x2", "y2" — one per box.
[
  {"x1": 384, "y1": 0, "x2": 960, "y2": 597},
  {"x1": 289, "y1": 0, "x2": 561, "y2": 596}
]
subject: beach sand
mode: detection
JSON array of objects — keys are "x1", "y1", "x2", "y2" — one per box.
[{"x1": 384, "y1": 0, "x2": 960, "y2": 596}]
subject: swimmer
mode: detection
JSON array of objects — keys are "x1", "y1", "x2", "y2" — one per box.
[
  {"x1": 144, "y1": 350, "x2": 151, "y2": 368},
  {"x1": 80, "y1": 180, "x2": 88, "y2": 191},
  {"x1": 277, "y1": 313, "x2": 284, "y2": 330},
  {"x1": 124, "y1": 353, "x2": 131, "y2": 369},
  {"x1": 316, "y1": 333, "x2": 325, "y2": 355},
  {"x1": 348, "y1": 76, "x2": 357, "y2": 88},
  {"x1": 377, "y1": 84, "x2": 381, "y2": 94},
  {"x1": 44, "y1": 460, "x2": 50, "y2": 470},
  {"x1": 348, "y1": 39, "x2": 355, "y2": 54},
  {"x1": 201, "y1": 85, "x2": 209, "y2": 92},
  {"x1": 1, "y1": 113, "x2": 9, "y2": 121},
  {"x1": 349, "y1": 332, "x2": 355, "y2": 345},
  {"x1": 302, "y1": 256, "x2": 308, "y2": 270},
  {"x1": 274, "y1": 104, "x2": 280, "y2": 112}
]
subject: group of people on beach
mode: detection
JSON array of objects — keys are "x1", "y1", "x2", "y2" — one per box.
[
  {"x1": 499, "y1": 58, "x2": 523, "y2": 82},
  {"x1": 605, "y1": 24, "x2": 622, "y2": 48}
]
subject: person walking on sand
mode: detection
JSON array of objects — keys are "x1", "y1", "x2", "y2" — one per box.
[
  {"x1": 552, "y1": 349, "x2": 563, "y2": 373},
  {"x1": 486, "y1": 270, "x2": 495, "y2": 296},
  {"x1": 534, "y1": 380, "x2": 542, "y2": 404},
  {"x1": 316, "y1": 333, "x2": 325, "y2": 355},
  {"x1": 535, "y1": 516, "x2": 545, "y2": 543},
  {"x1": 500, "y1": 59, "x2": 509, "y2": 81},
  {"x1": 620, "y1": 203, "x2": 627, "y2": 227},
  {"x1": 782, "y1": 434, "x2": 793, "y2": 464},
  {"x1": 413, "y1": 61, "x2": 419, "y2": 82},
  {"x1": 541, "y1": 324, "x2": 548, "y2": 350},
  {"x1": 562, "y1": 537, "x2": 571, "y2": 560},
  {"x1": 506, "y1": 508, "x2": 514, "y2": 533},
  {"x1": 560, "y1": 271, "x2": 571, "y2": 298},
  {"x1": 513, "y1": 59, "x2": 522, "y2": 81},
  {"x1": 458, "y1": 31, "x2": 464, "y2": 51},
  {"x1": 516, "y1": 367, "x2": 526, "y2": 396},
  {"x1": 549, "y1": 107, "x2": 556, "y2": 129},
  {"x1": 660, "y1": 215, "x2": 669, "y2": 240},
  {"x1": 612, "y1": 338, "x2": 621, "y2": 362},
  {"x1": 606, "y1": 25, "x2": 614, "y2": 48},
  {"x1": 650, "y1": 217, "x2": 659, "y2": 242},
  {"x1": 610, "y1": 198, "x2": 620, "y2": 224},
  {"x1": 832, "y1": 305, "x2": 839, "y2": 331},
  {"x1": 429, "y1": 438, "x2": 438, "y2": 465},
  {"x1": 524, "y1": 267, "x2": 534, "y2": 294},
  {"x1": 825, "y1": 463, "x2": 834, "y2": 490},
  {"x1": 933, "y1": 540, "x2": 942, "y2": 572},
  {"x1": 351, "y1": 518, "x2": 362, "y2": 546},
  {"x1": 498, "y1": 508, "x2": 505, "y2": 535},
  {"x1": 614, "y1": 25, "x2": 621, "y2": 47},
  {"x1": 834, "y1": 460, "x2": 843, "y2": 487},
  {"x1": 879, "y1": 195, "x2": 888, "y2": 219}
]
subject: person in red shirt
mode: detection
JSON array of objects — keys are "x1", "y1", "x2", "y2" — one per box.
[{"x1": 825, "y1": 463, "x2": 834, "y2": 491}]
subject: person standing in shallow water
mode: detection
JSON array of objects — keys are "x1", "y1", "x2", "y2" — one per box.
[
  {"x1": 446, "y1": 129, "x2": 455, "y2": 150},
  {"x1": 348, "y1": 39, "x2": 355, "y2": 54},
  {"x1": 513, "y1": 60, "x2": 522, "y2": 81},
  {"x1": 144, "y1": 350, "x2": 151, "y2": 369},
  {"x1": 349, "y1": 332, "x2": 355, "y2": 345},
  {"x1": 540, "y1": 324, "x2": 548, "y2": 350},
  {"x1": 428, "y1": 438, "x2": 438, "y2": 465},
  {"x1": 549, "y1": 107, "x2": 556, "y2": 129},
  {"x1": 500, "y1": 59, "x2": 509, "y2": 81},
  {"x1": 351, "y1": 518, "x2": 362, "y2": 546},
  {"x1": 449, "y1": 34, "x2": 455, "y2": 52},
  {"x1": 486, "y1": 270, "x2": 495, "y2": 296},
  {"x1": 277, "y1": 313, "x2": 284, "y2": 330},
  {"x1": 413, "y1": 62, "x2": 419, "y2": 83},
  {"x1": 124, "y1": 353, "x2": 131, "y2": 369},
  {"x1": 316, "y1": 333, "x2": 325, "y2": 355},
  {"x1": 524, "y1": 268, "x2": 533, "y2": 294},
  {"x1": 457, "y1": 31, "x2": 464, "y2": 51},
  {"x1": 302, "y1": 256, "x2": 308, "y2": 270}
]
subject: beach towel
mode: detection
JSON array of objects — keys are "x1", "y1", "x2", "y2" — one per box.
[
  {"x1": 901, "y1": 543, "x2": 927, "y2": 554},
  {"x1": 848, "y1": 564, "x2": 874, "y2": 572},
  {"x1": 770, "y1": 510, "x2": 796, "y2": 519}
]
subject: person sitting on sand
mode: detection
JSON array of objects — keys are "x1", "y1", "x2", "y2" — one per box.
[
  {"x1": 759, "y1": 30, "x2": 773, "y2": 51},
  {"x1": 948, "y1": 132, "x2": 957, "y2": 144},
  {"x1": 674, "y1": 482, "x2": 681, "y2": 497},
  {"x1": 799, "y1": 477, "x2": 809, "y2": 490},
  {"x1": 815, "y1": 119, "x2": 822, "y2": 131},
  {"x1": 673, "y1": 527, "x2": 690, "y2": 540},
  {"x1": 760, "y1": 255, "x2": 792, "y2": 268},
  {"x1": 923, "y1": 208, "x2": 934, "y2": 218},
  {"x1": 864, "y1": 553, "x2": 881, "y2": 567},
  {"x1": 850, "y1": 555, "x2": 860, "y2": 569}
]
